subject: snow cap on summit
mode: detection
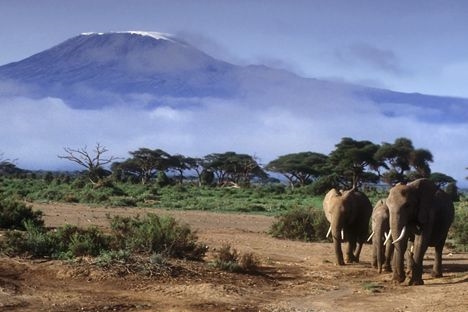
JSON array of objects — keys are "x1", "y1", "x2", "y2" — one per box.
[{"x1": 80, "y1": 31, "x2": 174, "y2": 42}]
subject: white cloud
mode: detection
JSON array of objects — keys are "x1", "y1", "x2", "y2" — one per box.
[{"x1": 0, "y1": 92, "x2": 467, "y2": 187}]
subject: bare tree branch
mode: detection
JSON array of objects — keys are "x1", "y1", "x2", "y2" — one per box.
[{"x1": 58, "y1": 143, "x2": 119, "y2": 184}]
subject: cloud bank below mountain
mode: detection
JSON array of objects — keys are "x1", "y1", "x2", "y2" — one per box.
[{"x1": 1, "y1": 92, "x2": 466, "y2": 187}]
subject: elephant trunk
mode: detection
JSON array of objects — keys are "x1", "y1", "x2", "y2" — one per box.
[{"x1": 373, "y1": 226, "x2": 384, "y2": 273}]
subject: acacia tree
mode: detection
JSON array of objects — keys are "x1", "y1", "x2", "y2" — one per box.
[
  {"x1": 203, "y1": 152, "x2": 266, "y2": 186},
  {"x1": 0, "y1": 152, "x2": 19, "y2": 175},
  {"x1": 58, "y1": 143, "x2": 118, "y2": 184},
  {"x1": 430, "y1": 172, "x2": 456, "y2": 188},
  {"x1": 179, "y1": 157, "x2": 210, "y2": 187},
  {"x1": 375, "y1": 137, "x2": 433, "y2": 184},
  {"x1": 170, "y1": 154, "x2": 193, "y2": 184},
  {"x1": 266, "y1": 152, "x2": 328, "y2": 188},
  {"x1": 328, "y1": 137, "x2": 380, "y2": 189},
  {"x1": 117, "y1": 148, "x2": 173, "y2": 184}
]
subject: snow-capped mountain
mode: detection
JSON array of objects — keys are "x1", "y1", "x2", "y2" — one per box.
[
  {"x1": 0, "y1": 31, "x2": 467, "y2": 122},
  {"x1": 0, "y1": 31, "x2": 467, "y2": 185},
  {"x1": 0, "y1": 31, "x2": 243, "y2": 108}
]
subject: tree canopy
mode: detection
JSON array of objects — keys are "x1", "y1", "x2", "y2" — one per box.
[
  {"x1": 116, "y1": 148, "x2": 173, "y2": 184},
  {"x1": 203, "y1": 152, "x2": 266, "y2": 186},
  {"x1": 20, "y1": 136, "x2": 459, "y2": 192},
  {"x1": 265, "y1": 152, "x2": 328, "y2": 187},
  {"x1": 328, "y1": 138, "x2": 380, "y2": 188},
  {"x1": 375, "y1": 137, "x2": 433, "y2": 184}
]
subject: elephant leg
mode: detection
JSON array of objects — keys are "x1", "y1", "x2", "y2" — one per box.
[
  {"x1": 432, "y1": 245, "x2": 443, "y2": 278},
  {"x1": 409, "y1": 235, "x2": 429, "y2": 286},
  {"x1": 353, "y1": 241, "x2": 363, "y2": 263},
  {"x1": 392, "y1": 241, "x2": 407, "y2": 283},
  {"x1": 345, "y1": 240, "x2": 355, "y2": 263},
  {"x1": 384, "y1": 242, "x2": 394, "y2": 272},
  {"x1": 405, "y1": 243, "x2": 414, "y2": 276},
  {"x1": 371, "y1": 251, "x2": 377, "y2": 269},
  {"x1": 333, "y1": 237, "x2": 345, "y2": 266}
]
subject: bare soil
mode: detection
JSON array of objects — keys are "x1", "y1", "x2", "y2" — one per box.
[{"x1": 1, "y1": 202, "x2": 467, "y2": 311}]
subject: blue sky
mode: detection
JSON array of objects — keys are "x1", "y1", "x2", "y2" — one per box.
[{"x1": 0, "y1": 0, "x2": 467, "y2": 186}]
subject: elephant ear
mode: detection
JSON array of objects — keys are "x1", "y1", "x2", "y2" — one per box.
[{"x1": 413, "y1": 179, "x2": 437, "y2": 224}]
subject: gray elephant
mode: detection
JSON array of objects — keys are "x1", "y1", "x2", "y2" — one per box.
[
  {"x1": 386, "y1": 178, "x2": 454, "y2": 285},
  {"x1": 323, "y1": 188, "x2": 372, "y2": 265},
  {"x1": 369, "y1": 199, "x2": 394, "y2": 273}
]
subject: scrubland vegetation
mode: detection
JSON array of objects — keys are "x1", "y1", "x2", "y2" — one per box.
[{"x1": 1, "y1": 135, "x2": 467, "y2": 271}]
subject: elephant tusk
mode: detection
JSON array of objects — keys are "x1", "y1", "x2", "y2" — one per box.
[
  {"x1": 367, "y1": 231, "x2": 374, "y2": 242},
  {"x1": 341, "y1": 229, "x2": 344, "y2": 240},
  {"x1": 326, "y1": 226, "x2": 332, "y2": 238},
  {"x1": 383, "y1": 230, "x2": 392, "y2": 245},
  {"x1": 392, "y1": 226, "x2": 406, "y2": 244}
]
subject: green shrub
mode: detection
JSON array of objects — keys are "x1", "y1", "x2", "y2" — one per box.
[
  {"x1": 269, "y1": 208, "x2": 328, "y2": 242},
  {"x1": 95, "y1": 249, "x2": 131, "y2": 268},
  {"x1": 1, "y1": 222, "x2": 110, "y2": 258},
  {"x1": 2, "y1": 221, "x2": 56, "y2": 257},
  {"x1": 109, "y1": 214, "x2": 207, "y2": 260},
  {"x1": 211, "y1": 244, "x2": 260, "y2": 273},
  {"x1": 0, "y1": 199, "x2": 44, "y2": 229},
  {"x1": 211, "y1": 244, "x2": 241, "y2": 272},
  {"x1": 66, "y1": 226, "x2": 110, "y2": 257},
  {"x1": 450, "y1": 202, "x2": 468, "y2": 251}
]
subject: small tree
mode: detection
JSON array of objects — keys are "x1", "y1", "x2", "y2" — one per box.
[
  {"x1": 0, "y1": 152, "x2": 20, "y2": 176},
  {"x1": 375, "y1": 138, "x2": 433, "y2": 185},
  {"x1": 204, "y1": 152, "x2": 266, "y2": 187},
  {"x1": 266, "y1": 152, "x2": 329, "y2": 188},
  {"x1": 328, "y1": 137, "x2": 380, "y2": 189},
  {"x1": 114, "y1": 148, "x2": 172, "y2": 184},
  {"x1": 58, "y1": 143, "x2": 118, "y2": 184},
  {"x1": 430, "y1": 172, "x2": 456, "y2": 188}
]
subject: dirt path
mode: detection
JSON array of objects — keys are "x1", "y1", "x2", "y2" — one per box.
[{"x1": 1, "y1": 202, "x2": 467, "y2": 311}]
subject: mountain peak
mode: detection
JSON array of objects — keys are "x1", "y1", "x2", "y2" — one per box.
[{"x1": 80, "y1": 31, "x2": 176, "y2": 42}]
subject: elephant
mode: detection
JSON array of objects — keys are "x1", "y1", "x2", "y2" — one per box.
[
  {"x1": 369, "y1": 199, "x2": 394, "y2": 273},
  {"x1": 386, "y1": 178, "x2": 454, "y2": 285},
  {"x1": 323, "y1": 188, "x2": 373, "y2": 265}
]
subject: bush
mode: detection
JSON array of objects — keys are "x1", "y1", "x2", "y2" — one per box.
[
  {"x1": 109, "y1": 214, "x2": 207, "y2": 260},
  {"x1": 0, "y1": 198, "x2": 44, "y2": 229},
  {"x1": 269, "y1": 208, "x2": 328, "y2": 242},
  {"x1": 211, "y1": 244, "x2": 260, "y2": 274},
  {"x1": 95, "y1": 249, "x2": 131, "y2": 268},
  {"x1": 66, "y1": 226, "x2": 111, "y2": 257},
  {"x1": 1, "y1": 222, "x2": 110, "y2": 258},
  {"x1": 450, "y1": 202, "x2": 468, "y2": 251},
  {"x1": 2, "y1": 221, "x2": 56, "y2": 257}
]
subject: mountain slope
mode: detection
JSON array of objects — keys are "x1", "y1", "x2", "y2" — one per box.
[
  {"x1": 0, "y1": 32, "x2": 240, "y2": 108},
  {"x1": 0, "y1": 31, "x2": 467, "y2": 123}
]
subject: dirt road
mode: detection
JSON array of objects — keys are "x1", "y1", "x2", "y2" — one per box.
[{"x1": 1, "y1": 202, "x2": 467, "y2": 311}]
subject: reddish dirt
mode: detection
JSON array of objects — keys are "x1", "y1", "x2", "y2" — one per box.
[{"x1": 1, "y1": 202, "x2": 468, "y2": 311}]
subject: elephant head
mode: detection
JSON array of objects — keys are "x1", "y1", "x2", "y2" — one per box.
[
  {"x1": 369, "y1": 199, "x2": 393, "y2": 273},
  {"x1": 323, "y1": 188, "x2": 372, "y2": 266},
  {"x1": 386, "y1": 178, "x2": 438, "y2": 285}
]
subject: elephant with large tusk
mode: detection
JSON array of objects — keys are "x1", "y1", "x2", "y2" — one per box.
[
  {"x1": 370, "y1": 199, "x2": 394, "y2": 273},
  {"x1": 323, "y1": 188, "x2": 372, "y2": 266},
  {"x1": 386, "y1": 178, "x2": 454, "y2": 285}
]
